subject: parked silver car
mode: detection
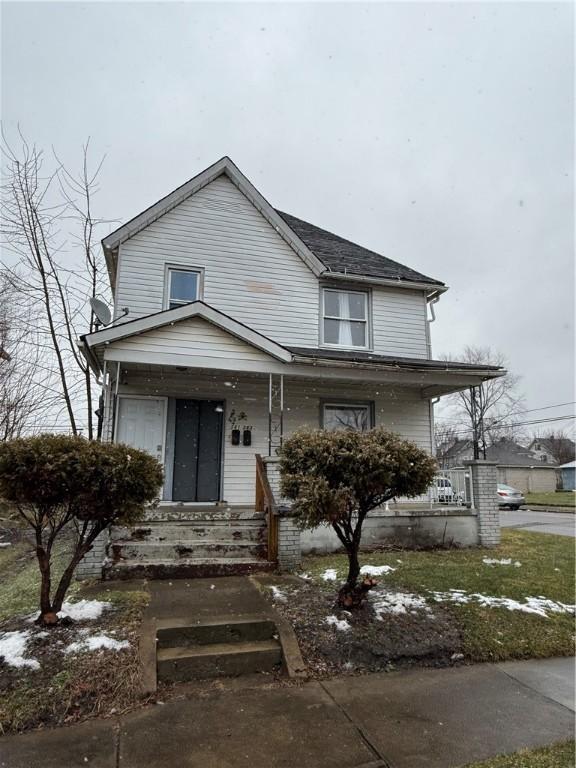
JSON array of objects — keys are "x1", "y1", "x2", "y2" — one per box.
[{"x1": 497, "y1": 483, "x2": 525, "y2": 510}]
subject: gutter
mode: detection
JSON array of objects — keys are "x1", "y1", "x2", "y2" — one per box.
[
  {"x1": 78, "y1": 338, "x2": 102, "y2": 377},
  {"x1": 320, "y1": 270, "x2": 448, "y2": 296}
]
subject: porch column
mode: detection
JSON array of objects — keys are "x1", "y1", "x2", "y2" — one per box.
[{"x1": 464, "y1": 460, "x2": 500, "y2": 548}]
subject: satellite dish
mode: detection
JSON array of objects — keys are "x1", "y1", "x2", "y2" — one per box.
[{"x1": 90, "y1": 298, "x2": 112, "y2": 327}]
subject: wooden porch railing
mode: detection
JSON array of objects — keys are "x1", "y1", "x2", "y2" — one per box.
[{"x1": 255, "y1": 454, "x2": 278, "y2": 563}]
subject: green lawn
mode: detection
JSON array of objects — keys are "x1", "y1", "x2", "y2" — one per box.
[
  {"x1": 302, "y1": 530, "x2": 575, "y2": 661},
  {"x1": 0, "y1": 538, "x2": 82, "y2": 622},
  {"x1": 525, "y1": 492, "x2": 575, "y2": 508},
  {"x1": 464, "y1": 741, "x2": 575, "y2": 767}
]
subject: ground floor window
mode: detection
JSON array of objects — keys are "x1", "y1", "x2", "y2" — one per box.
[{"x1": 322, "y1": 402, "x2": 373, "y2": 432}]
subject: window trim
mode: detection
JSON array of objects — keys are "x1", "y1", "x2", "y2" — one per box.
[
  {"x1": 320, "y1": 286, "x2": 371, "y2": 350},
  {"x1": 163, "y1": 264, "x2": 204, "y2": 310},
  {"x1": 320, "y1": 399, "x2": 375, "y2": 431}
]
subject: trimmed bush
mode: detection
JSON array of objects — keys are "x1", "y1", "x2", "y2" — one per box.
[
  {"x1": 0, "y1": 435, "x2": 163, "y2": 624},
  {"x1": 280, "y1": 427, "x2": 436, "y2": 607}
]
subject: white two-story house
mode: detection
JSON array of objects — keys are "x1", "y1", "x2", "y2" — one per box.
[{"x1": 79, "y1": 157, "x2": 503, "y2": 578}]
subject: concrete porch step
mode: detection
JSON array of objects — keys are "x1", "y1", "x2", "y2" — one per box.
[
  {"x1": 156, "y1": 616, "x2": 277, "y2": 649},
  {"x1": 111, "y1": 540, "x2": 266, "y2": 561},
  {"x1": 157, "y1": 639, "x2": 282, "y2": 682},
  {"x1": 111, "y1": 520, "x2": 265, "y2": 544},
  {"x1": 145, "y1": 505, "x2": 265, "y2": 521},
  {"x1": 104, "y1": 558, "x2": 275, "y2": 580}
]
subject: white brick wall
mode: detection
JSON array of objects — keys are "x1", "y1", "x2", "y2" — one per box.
[
  {"x1": 75, "y1": 530, "x2": 109, "y2": 580},
  {"x1": 277, "y1": 517, "x2": 301, "y2": 571},
  {"x1": 465, "y1": 460, "x2": 500, "y2": 548}
]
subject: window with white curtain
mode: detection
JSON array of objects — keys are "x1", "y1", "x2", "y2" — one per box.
[{"x1": 322, "y1": 288, "x2": 369, "y2": 348}]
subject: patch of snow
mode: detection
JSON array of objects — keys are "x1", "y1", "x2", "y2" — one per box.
[
  {"x1": 270, "y1": 586, "x2": 287, "y2": 602},
  {"x1": 371, "y1": 591, "x2": 430, "y2": 616},
  {"x1": 360, "y1": 564, "x2": 396, "y2": 576},
  {"x1": 483, "y1": 558, "x2": 521, "y2": 567},
  {"x1": 35, "y1": 631, "x2": 49, "y2": 639},
  {"x1": 65, "y1": 634, "x2": 130, "y2": 654},
  {"x1": 430, "y1": 590, "x2": 575, "y2": 618},
  {"x1": 325, "y1": 615, "x2": 351, "y2": 631},
  {"x1": 0, "y1": 542, "x2": 12, "y2": 547},
  {"x1": 0, "y1": 630, "x2": 40, "y2": 670},
  {"x1": 298, "y1": 572, "x2": 312, "y2": 581},
  {"x1": 322, "y1": 568, "x2": 338, "y2": 581},
  {"x1": 58, "y1": 600, "x2": 112, "y2": 621}
]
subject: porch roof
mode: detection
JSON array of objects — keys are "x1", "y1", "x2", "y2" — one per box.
[{"x1": 79, "y1": 302, "x2": 505, "y2": 398}]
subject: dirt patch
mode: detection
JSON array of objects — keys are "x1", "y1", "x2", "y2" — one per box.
[{"x1": 262, "y1": 578, "x2": 462, "y2": 677}]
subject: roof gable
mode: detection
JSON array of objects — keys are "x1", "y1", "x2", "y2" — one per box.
[
  {"x1": 80, "y1": 301, "x2": 293, "y2": 371},
  {"x1": 102, "y1": 157, "x2": 325, "y2": 285}
]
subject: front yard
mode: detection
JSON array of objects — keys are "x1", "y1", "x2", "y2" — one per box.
[
  {"x1": 0, "y1": 531, "x2": 150, "y2": 735},
  {"x1": 525, "y1": 492, "x2": 575, "y2": 508},
  {"x1": 263, "y1": 529, "x2": 575, "y2": 675}
]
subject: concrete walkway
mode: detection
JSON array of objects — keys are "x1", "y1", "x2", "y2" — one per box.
[{"x1": 1, "y1": 656, "x2": 573, "y2": 768}]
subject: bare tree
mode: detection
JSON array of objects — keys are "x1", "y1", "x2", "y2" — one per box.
[
  {"x1": 1, "y1": 133, "x2": 110, "y2": 438},
  {"x1": 433, "y1": 421, "x2": 460, "y2": 462},
  {"x1": 0, "y1": 270, "x2": 54, "y2": 439},
  {"x1": 442, "y1": 346, "x2": 524, "y2": 458}
]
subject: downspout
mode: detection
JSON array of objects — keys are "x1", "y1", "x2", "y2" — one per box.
[
  {"x1": 430, "y1": 396, "x2": 440, "y2": 458},
  {"x1": 425, "y1": 293, "x2": 440, "y2": 359}
]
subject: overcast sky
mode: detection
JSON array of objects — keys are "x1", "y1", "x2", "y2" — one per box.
[{"x1": 2, "y1": 1, "x2": 574, "y2": 432}]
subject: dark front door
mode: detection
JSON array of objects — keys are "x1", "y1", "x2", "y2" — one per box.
[{"x1": 172, "y1": 399, "x2": 223, "y2": 502}]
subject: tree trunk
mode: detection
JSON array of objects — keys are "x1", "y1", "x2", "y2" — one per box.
[
  {"x1": 35, "y1": 546, "x2": 55, "y2": 624},
  {"x1": 345, "y1": 544, "x2": 360, "y2": 588},
  {"x1": 52, "y1": 550, "x2": 85, "y2": 614}
]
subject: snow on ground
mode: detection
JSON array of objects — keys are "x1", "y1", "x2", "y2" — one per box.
[
  {"x1": 325, "y1": 615, "x2": 351, "y2": 631},
  {"x1": 371, "y1": 591, "x2": 430, "y2": 617},
  {"x1": 269, "y1": 586, "x2": 287, "y2": 602},
  {"x1": 59, "y1": 600, "x2": 112, "y2": 621},
  {"x1": 27, "y1": 599, "x2": 112, "y2": 624},
  {"x1": 65, "y1": 634, "x2": 130, "y2": 654},
  {"x1": 0, "y1": 630, "x2": 40, "y2": 670},
  {"x1": 0, "y1": 542, "x2": 12, "y2": 547},
  {"x1": 322, "y1": 568, "x2": 338, "y2": 581},
  {"x1": 360, "y1": 565, "x2": 396, "y2": 576},
  {"x1": 483, "y1": 558, "x2": 521, "y2": 567},
  {"x1": 430, "y1": 590, "x2": 575, "y2": 618}
]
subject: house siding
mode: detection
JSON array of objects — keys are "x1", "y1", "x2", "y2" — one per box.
[
  {"x1": 112, "y1": 369, "x2": 432, "y2": 505},
  {"x1": 115, "y1": 176, "x2": 428, "y2": 358},
  {"x1": 105, "y1": 317, "x2": 276, "y2": 364}
]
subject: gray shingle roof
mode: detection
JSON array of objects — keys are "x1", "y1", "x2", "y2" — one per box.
[{"x1": 276, "y1": 210, "x2": 444, "y2": 286}]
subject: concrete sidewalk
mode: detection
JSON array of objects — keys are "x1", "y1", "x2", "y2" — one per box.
[{"x1": 1, "y1": 657, "x2": 573, "y2": 768}]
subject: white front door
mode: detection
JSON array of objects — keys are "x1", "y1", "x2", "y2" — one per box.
[{"x1": 116, "y1": 397, "x2": 166, "y2": 465}]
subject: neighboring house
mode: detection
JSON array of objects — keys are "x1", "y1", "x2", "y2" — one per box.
[
  {"x1": 528, "y1": 437, "x2": 576, "y2": 465},
  {"x1": 559, "y1": 461, "x2": 575, "y2": 492},
  {"x1": 438, "y1": 437, "x2": 560, "y2": 493},
  {"x1": 79, "y1": 156, "x2": 503, "y2": 576}
]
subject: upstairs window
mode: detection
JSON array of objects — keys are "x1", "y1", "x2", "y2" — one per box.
[
  {"x1": 322, "y1": 288, "x2": 369, "y2": 348},
  {"x1": 166, "y1": 268, "x2": 201, "y2": 310}
]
